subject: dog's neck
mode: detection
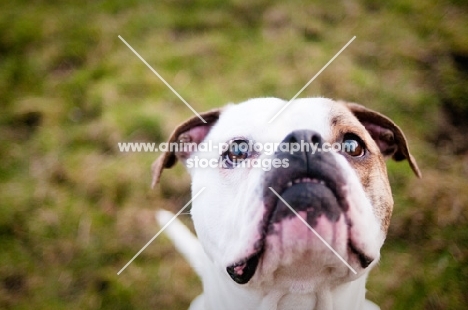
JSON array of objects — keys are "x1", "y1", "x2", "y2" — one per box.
[{"x1": 199, "y1": 261, "x2": 369, "y2": 310}]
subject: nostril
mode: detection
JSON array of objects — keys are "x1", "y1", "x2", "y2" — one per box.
[
  {"x1": 311, "y1": 135, "x2": 321, "y2": 144},
  {"x1": 289, "y1": 136, "x2": 297, "y2": 144}
]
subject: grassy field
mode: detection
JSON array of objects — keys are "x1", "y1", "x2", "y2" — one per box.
[{"x1": 1, "y1": 0, "x2": 467, "y2": 309}]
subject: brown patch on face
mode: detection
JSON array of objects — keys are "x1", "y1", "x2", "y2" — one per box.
[{"x1": 329, "y1": 103, "x2": 394, "y2": 232}]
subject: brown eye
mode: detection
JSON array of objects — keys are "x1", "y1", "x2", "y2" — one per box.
[
  {"x1": 222, "y1": 139, "x2": 250, "y2": 168},
  {"x1": 342, "y1": 134, "x2": 365, "y2": 157}
]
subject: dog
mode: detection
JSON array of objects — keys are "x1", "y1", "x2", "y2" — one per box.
[{"x1": 152, "y1": 97, "x2": 421, "y2": 310}]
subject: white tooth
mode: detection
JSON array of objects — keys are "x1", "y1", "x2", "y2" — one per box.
[{"x1": 287, "y1": 178, "x2": 326, "y2": 186}]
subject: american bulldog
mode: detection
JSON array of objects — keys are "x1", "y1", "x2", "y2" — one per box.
[{"x1": 151, "y1": 97, "x2": 421, "y2": 310}]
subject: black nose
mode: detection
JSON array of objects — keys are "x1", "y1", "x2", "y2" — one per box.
[
  {"x1": 282, "y1": 130, "x2": 323, "y2": 150},
  {"x1": 278, "y1": 130, "x2": 324, "y2": 158}
]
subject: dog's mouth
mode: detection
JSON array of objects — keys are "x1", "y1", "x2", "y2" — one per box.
[
  {"x1": 227, "y1": 172, "x2": 374, "y2": 284},
  {"x1": 268, "y1": 176, "x2": 344, "y2": 227}
]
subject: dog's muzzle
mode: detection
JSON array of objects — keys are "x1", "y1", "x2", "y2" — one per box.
[
  {"x1": 263, "y1": 129, "x2": 349, "y2": 227},
  {"x1": 227, "y1": 130, "x2": 373, "y2": 284}
]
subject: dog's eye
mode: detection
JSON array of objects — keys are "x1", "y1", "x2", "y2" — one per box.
[
  {"x1": 222, "y1": 139, "x2": 250, "y2": 168},
  {"x1": 342, "y1": 134, "x2": 365, "y2": 157}
]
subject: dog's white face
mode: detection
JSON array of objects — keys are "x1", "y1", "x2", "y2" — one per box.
[{"x1": 153, "y1": 97, "x2": 420, "y2": 299}]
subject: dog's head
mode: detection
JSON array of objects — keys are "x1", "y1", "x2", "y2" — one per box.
[{"x1": 153, "y1": 98, "x2": 420, "y2": 293}]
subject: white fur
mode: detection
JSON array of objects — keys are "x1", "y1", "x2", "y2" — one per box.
[{"x1": 156, "y1": 98, "x2": 385, "y2": 310}]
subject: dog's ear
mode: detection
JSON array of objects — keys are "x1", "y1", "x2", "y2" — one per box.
[
  {"x1": 151, "y1": 109, "x2": 221, "y2": 187},
  {"x1": 345, "y1": 102, "x2": 421, "y2": 178}
]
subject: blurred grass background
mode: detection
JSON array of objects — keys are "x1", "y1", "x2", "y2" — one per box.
[{"x1": 1, "y1": 0, "x2": 467, "y2": 309}]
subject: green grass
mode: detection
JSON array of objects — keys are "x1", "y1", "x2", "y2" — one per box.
[{"x1": 1, "y1": 0, "x2": 467, "y2": 309}]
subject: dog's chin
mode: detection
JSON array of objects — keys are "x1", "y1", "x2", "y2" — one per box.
[
  {"x1": 260, "y1": 213, "x2": 351, "y2": 283},
  {"x1": 262, "y1": 182, "x2": 347, "y2": 264},
  {"x1": 227, "y1": 183, "x2": 374, "y2": 285},
  {"x1": 229, "y1": 214, "x2": 359, "y2": 291}
]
